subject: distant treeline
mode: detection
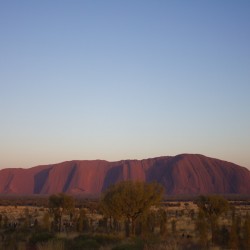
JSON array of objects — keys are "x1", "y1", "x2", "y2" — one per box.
[
  {"x1": 0, "y1": 194, "x2": 250, "y2": 207},
  {"x1": 0, "y1": 195, "x2": 98, "y2": 209}
]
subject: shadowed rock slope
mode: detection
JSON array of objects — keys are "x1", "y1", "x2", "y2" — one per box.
[{"x1": 0, "y1": 154, "x2": 249, "y2": 195}]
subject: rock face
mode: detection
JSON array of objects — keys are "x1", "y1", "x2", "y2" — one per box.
[{"x1": 0, "y1": 154, "x2": 249, "y2": 195}]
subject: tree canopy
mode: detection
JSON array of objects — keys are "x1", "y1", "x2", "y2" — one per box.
[
  {"x1": 49, "y1": 193, "x2": 75, "y2": 213},
  {"x1": 100, "y1": 180, "x2": 164, "y2": 236},
  {"x1": 49, "y1": 193, "x2": 75, "y2": 231},
  {"x1": 196, "y1": 195, "x2": 229, "y2": 219},
  {"x1": 196, "y1": 195, "x2": 229, "y2": 244}
]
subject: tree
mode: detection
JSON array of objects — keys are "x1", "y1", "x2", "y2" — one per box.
[
  {"x1": 159, "y1": 208, "x2": 168, "y2": 237},
  {"x1": 171, "y1": 219, "x2": 177, "y2": 236},
  {"x1": 196, "y1": 195, "x2": 229, "y2": 244},
  {"x1": 23, "y1": 207, "x2": 31, "y2": 229},
  {"x1": 100, "y1": 180, "x2": 164, "y2": 237},
  {"x1": 77, "y1": 208, "x2": 89, "y2": 233},
  {"x1": 229, "y1": 219, "x2": 238, "y2": 250},
  {"x1": 0, "y1": 214, "x2": 2, "y2": 228},
  {"x1": 196, "y1": 210, "x2": 209, "y2": 248},
  {"x1": 243, "y1": 213, "x2": 250, "y2": 250},
  {"x1": 49, "y1": 193, "x2": 75, "y2": 232},
  {"x1": 3, "y1": 215, "x2": 8, "y2": 228},
  {"x1": 42, "y1": 212, "x2": 51, "y2": 231}
]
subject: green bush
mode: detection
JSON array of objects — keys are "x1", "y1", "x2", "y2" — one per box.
[
  {"x1": 71, "y1": 238, "x2": 100, "y2": 250},
  {"x1": 112, "y1": 238, "x2": 144, "y2": 250},
  {"x1": 112, "y1": 243, "x2": 143, "y2": 250},
  {"x1": 37, "y1": 240, "x2": 65, "y2": 250},
  {"x1": 70, "y1": 234, "x2": 121, "y2": 249},
  {"x1": 93, "y1": 234, "x2": 121, "y2": 245},
  {"x1": 29, "y1": 232, "x2": 55, "y2": 245}
]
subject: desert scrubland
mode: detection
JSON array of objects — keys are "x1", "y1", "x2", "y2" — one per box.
[{"x1": 0, "y1": 187, "x2": 250, "y2": 250}]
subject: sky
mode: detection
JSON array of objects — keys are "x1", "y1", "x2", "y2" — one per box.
[{"x1": 0, "y1": 1, "x2": 250, "y2": 169}]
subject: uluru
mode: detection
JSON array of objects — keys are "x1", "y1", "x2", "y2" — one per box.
[{"x1": 0, "y1": 154, "x2": 249, "y2": 196}]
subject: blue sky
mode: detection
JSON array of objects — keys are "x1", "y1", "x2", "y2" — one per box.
[{"x1": 0, "y1": 1, "x2": 250, "y2": 169}]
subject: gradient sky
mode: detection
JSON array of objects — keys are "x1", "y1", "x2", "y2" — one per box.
[{"x1": 0, "y1": 1, "x2": 250, "y2": 169}]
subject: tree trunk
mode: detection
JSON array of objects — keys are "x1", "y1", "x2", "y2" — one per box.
[
  {"x1": 131, "y1": 218, "x2": 135, "y2": 236},
  {"x1": 211, "y1": 218, "x2": 218, "y2": 244},
  {"x1": 125, "y1": 218, "x2": 130, "y2": 237}
]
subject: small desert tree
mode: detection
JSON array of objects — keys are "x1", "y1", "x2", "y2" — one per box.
[
  {"x1": 196, "y1": 210, "x2": 209, "y2": 248},
  {"x1": 243, "y1": 213, "x2": 250, "y2": 250},
  {"x1": 77, "y1": 208, "x2": 89, "y2": 232},
  {"x1": 100, "y1": 180, "x2": 164, "y2": 237},
  {"x1": 3, "y1": 215, "x2": 8, "y2": 228},
  {"x1": 229, "y1": 218, "x2": 239, "y2": 249},
  {"x1": 159, "y1": 208, "x2": 168, "y2": 237},
  {"x1": 0, "y1": 214, "x2": 2, "y2": 228},
  {"x1": 42, "y1": 212, "x2": 51, "y2": 231},
  {"x1": 49, "y1": 193, "x2": 75, "y2": 232},
  {"x1": 196, "y1": 195, "x2": 229, "y2": 244}
]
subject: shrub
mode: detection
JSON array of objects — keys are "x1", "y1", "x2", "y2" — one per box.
[
  {"x1": 93, "y1": 234, "x2": 121, "y2": 245},
  {"x1": 72, "y1": 238, "x2": 100, "y2": 250},
  {"x1": 112, "y1": 238, "x2": 144, "y2": 250},
  {"x1": 112, "y1": 243, "x2": 143, "y2": 250},
  {"x1": 65, "y1": 234, "x2": 123, "y2": 250},
  {"x1": 37, "y1": 240, "x2": 65, "y2": 250},
  {"x1": 29, "y1": 232, "x2": 55, "y2": 245}
]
